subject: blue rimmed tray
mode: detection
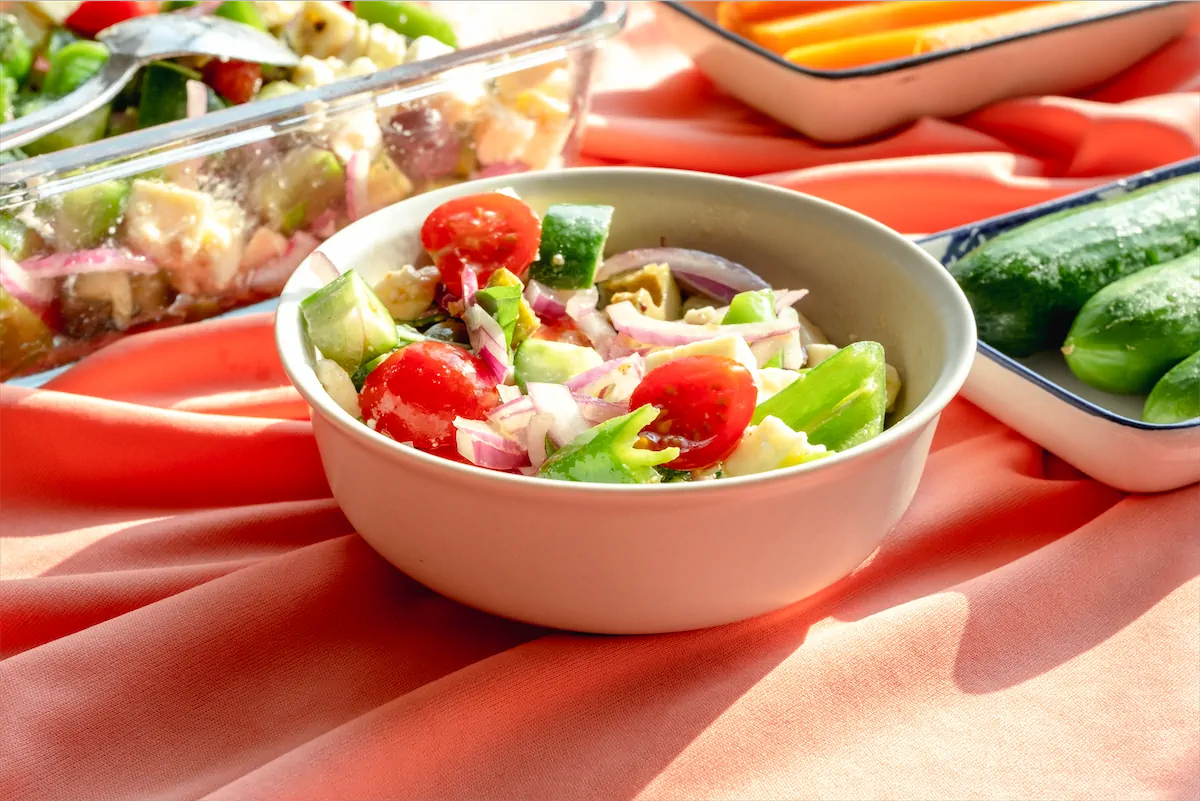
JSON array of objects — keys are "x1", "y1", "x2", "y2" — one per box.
[{"x1": 917, "y1": 157, "x2": 1200, "y2": 493}]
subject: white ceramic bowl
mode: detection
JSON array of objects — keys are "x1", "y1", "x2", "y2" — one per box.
[
  {"x1": 658, "y1": 1, "x2": 1197, "y2": 144},
  {"x1": 276, "y1": 168, "x2": 976, "y2": 634}
]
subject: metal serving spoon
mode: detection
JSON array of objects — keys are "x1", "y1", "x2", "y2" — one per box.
[{"x1": 0, "y1": 14, "x2": 299, "y2": 152}]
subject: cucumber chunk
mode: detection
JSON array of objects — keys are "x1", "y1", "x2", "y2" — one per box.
[
  {"x1": 1063, "y1": 249, "x2": 1200, "y2": 395},
  {"x1": 52, "y1": 179, "x2": 130, "y2": 249},
  {"x1": 530, "y1": 204, "x2": 613, "y2": 290},
  {"x1": 252, "y1": 146, "x2": 345, "y2": 233},
  {"x1": 138, "y1": 62, "x2": 224, "y2": 129},
  {"x1": 513, "y1": 338, "x2": 603, "y2": 392},
  {"x1": 1143, "y1": 350, "x2": 1200, "y2": 424},
  {"x1": 301, "y1": 269, "x2": 400, "y2": 373}
]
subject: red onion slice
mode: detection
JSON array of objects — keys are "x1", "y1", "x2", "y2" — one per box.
[
  {"x1": 464, "y1": 304, "x2": 509, "y2": 385},
  {"x1": 607, "y1": 301, "x2": 799, "y2": 347},
  {"x1": 185, "y1": 80, "x2": 208, "y2": 119},
  {"x1": 461, "y1": 266, "x2": 479, "y2": 308},
  {"x1": 345, "y1": 151, "x2": 371, "y2": 222},
  {"x1": 597, "y1": 248, "x2": 770, "y2": 302},
  {"x1": 454, "y1": 417, "x2": 528, "y2": 470},
  {"x1": 523, "y1": 280, "x2": 570, "y2": 319},
  {"x1": 524, "y1": 412, "x2": 554, "y2": 470},
  {"x1": 565, "y1": 353, "x2": 644, "y2": 403},
  {"x1": 309, "y1": 209, "x2": 340, "y2": 239},
  {"x1": 242, "y1": 231, "x2": 320, "y2": 295},
  {"x1": 564, "y1": 287, "x2": 617, "y2": 357},
  {"x1": 22, "y1": 248, "x2": 158, "y2": 278},
  {"x1": 773, "y1": 289, "x2": 809, "y2": 314},
  {"x1": 527, "y1": 382, "x2": 590, "y2": 447},
  {"x1": 572, "y1": 395, "x2": 628, "y2": 424},
  {"x1": 1, "y1": 246, "x2": 55, "y2": 317}
]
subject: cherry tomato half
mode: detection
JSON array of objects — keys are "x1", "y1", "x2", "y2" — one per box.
[
  {"x1": 359, "y1": 340, "x2": 500, "y2": 456},
  {"x1": 420, "y1": 193, "x2": 541, "y2": 298},
  {"x1": 202, "y1": 59, "x2": 262, "y2": 104},
  {"x1": 65, "y1": 1, "x2": 158, "y2": 37},
  {"x1": 628, "y1": 355, "x2": 757, "y2": 470}
]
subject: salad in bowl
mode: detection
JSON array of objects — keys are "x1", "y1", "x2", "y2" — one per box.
[{"x1": 300, "y1": 188, "x2": 902, "y2": 484}]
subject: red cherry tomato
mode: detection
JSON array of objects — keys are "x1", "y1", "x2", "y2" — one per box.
[
  {"x1": 359, "y1": 341, "x2": 500, "y2": 456},
  {"x1": 202, "y1": 59, "x2": 262, "y2": 104},
  {"x1": 420, "y1": 193, "x2": 541, "y2": 298},
  {"x1": 628, "y1": 355, "x2": 757, "y2": 470},
  {"x1": 65, "y1": 1, "x2": 158, "y2": 37}
]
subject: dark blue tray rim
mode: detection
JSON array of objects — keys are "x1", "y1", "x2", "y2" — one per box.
[{"x1": 915, "y1": 155, "x2": 1200, "y2": 432}]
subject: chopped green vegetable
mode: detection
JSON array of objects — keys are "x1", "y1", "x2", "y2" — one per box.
[
  {"x1": 301, "y1": 270, "x2": 401, "y2": 374},
  {"x1": 724, "y1": 289, "x2": 780, "y2": 367},
  {"x1": 752, "y1": 340, "x2": 888, "y2": 451},
  {"x1": 485, "y1": 267, "x2": 539, "y2": 346},
  {"x1": 354, "y1": 1, "x2": 457, "y2": 47},
  {"x1": 42, "y1": 40, "x2": 107, "y2": 97},
  {"x1": 536, "y1": 405, "x2": 680, "y2": 484},
  {"x1": 1143, "y1": 350, "x2": 1200, "y2": 424},
  {"x1": 19, "y1": 96, "x2": 108, "y2": 154},
  {"x1": 214, "y1": 0, "x2": 267, "y2": 30},
  {"x1": 252, "y1": 146, "x2": 345, "y2": 232},
  {"x1": 656, "y1": 466, "x2": 693, "y2": 483},
  {"x1": 162, "y1": 1, "x2": 198, "y2": 9},
  {"x1": 513, "y1": 338, "x2": 603, "y2": 392},
  {"x1": 0, "y1": 65, "x2": 15, "y2": 123},
  {"x1": 43, "y1": 27, "x2": 81, "y2": 61},
  {"x1": 0, "y1": 213, "x2": 38, "y2": 260},
  {"x1": 351, "y1": 350, "x2": 394, "y2": 391},
  {"x1": 0, "y1": 14, "x2": 34, "y2": 84},
  {"x1": 138, "y1": 61, "x2": 223, "y2": 129},
  {"x1": 475, "y1": 284, "x2": 521, "y2": 351},
  {"x1": 53, "y1": 179, "x2": 130, "y2": 250},
  {"x1": 531, "y1": 204, "x2": 614, "y2": 290}
]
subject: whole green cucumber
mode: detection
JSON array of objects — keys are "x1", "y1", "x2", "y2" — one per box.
[
  {"x1": 949, "y1": 175, "x2": 1200, "y2": 357},
  {"x1": 1143, "y1": 350, "x2": 1200, "y2": 424},
  {"x1": 1062, "y1": 249, "x2": 1200, "y2": 395}
]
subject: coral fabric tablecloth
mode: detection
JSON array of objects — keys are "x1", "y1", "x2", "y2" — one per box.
[{"x1": 2, "y1": 4, "x2": 1199, "y2": 800}]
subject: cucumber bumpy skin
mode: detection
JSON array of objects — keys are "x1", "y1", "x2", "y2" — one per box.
[
  {"x1": 1143, "y1": 350, "x2": 1200, "y2": 424},
  {"x1": 1062, "y1": 249, "x2": 1200, "y2": 395},
  {"x1": 949, "y1": 175, "x2": 1200, "y2": 358}
]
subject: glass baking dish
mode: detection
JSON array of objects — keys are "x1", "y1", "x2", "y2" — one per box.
[{"x1": 0, "y1": 1, "x2": 626, "y2": 381}]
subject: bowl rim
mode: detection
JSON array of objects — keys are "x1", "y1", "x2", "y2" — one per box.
[
  {"x1": 275, "y1": 166, "x2": 977, "y2": 494},
  {"x1": 657, "y1": 0, "x2": 1185, "y2": 81}
]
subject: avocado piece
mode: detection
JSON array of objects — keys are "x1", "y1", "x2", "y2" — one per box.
[
  {"x1": 0, "y1": 212, "x2": 43, "y2": 260},
  {"x1": 485, "y1": 267, "x2": 539, "y2": 346},
  {"x1": 255, "y1": 79, "x2": 299, "y2": 101},
  {"x1": 52, "y1": 180, "x2": 130, "y2": 250},
  {"x1": 602, "y1": 262, "x2": 681, "y2": 321},
  {"x1": 252, "y1": 146, "x2": 345, "y2": 233},
  {"x1": 513, "y1": 338, "x2": 603, "y2": 392},
  {"x1": 365, "y1": 152, "x2": 414, "y2": 213},
  {"x1": 300, "y1": 269, "x2": 400, "y2": 373},
  {"x1": 0, "y1": 284, "x2": 53, "y2": 378}
]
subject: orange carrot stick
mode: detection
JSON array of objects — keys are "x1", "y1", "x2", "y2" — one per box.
[
  {"x1": 784, "y1": 0, "x2": 1152, "y2": 71},
  {"x1": 747, "y1": 0, "x2": 1041, "y2": 55},
  {"x1": 717, "y1": 1, "x2": 856, "y2": 34}
]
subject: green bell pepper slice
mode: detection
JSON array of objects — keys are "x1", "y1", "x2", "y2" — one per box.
[
  {"x1": 214, "y1": 1, "x2": 267, "y2": 31},
  {"x1": 354, "y1": 1, "x2": 457, "y2": 47},
  {"x1": 475, "y1": 284, "x2": 521, "y2": 352},
  {"x1": 42, "y1": 40, "x2": 107, "y2": 97},
  {"x1": 0, "y1": 14, "x2": 33, "y2": 85},
  {"x1": 723, "y1": 289, "x2": 781, "y2": 367},
  {"x1": 752, "y1": 340, "x2": 887, "y2": 452},
  {"x1": 536, "y1": 405, "x2": 680, "y2": 484}
]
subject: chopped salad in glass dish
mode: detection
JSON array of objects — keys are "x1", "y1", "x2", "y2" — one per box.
[{"x1": 301, "y1": 189, "x2": 903, "y2": 484}]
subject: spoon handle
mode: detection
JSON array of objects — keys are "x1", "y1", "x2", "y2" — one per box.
[{"x1": 1, "y1": 54, "x2": 142, "y2": 153}]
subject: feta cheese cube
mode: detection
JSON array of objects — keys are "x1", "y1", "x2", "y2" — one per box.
[
  {"x1": 756, "y1": 367, "x2": 800, "y2": 404},
  {"x1": 405, "y1": 34, "x2": 454, "y2": 63},
  {"x1": 806, "y1": 343, "x2": 839, "y2": 367},
  {"x1": 255, "y1": 1, "x2": 301, "y2": 29},
  {"x1": 644, "y1": 334, "x2": 758, "y2": 376},
  {"x1": 885, "y1": 363, "x2": 901, "y2": 412},
  {"x1": 365, "y1": 23, "x2": 408, "y2": 69},
  {"x1": 723, "y1": 416, "x2": 829, "y2": 477},
  {"x1": 474, "y1": 104, "x2": 538, "y2": 166}
]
